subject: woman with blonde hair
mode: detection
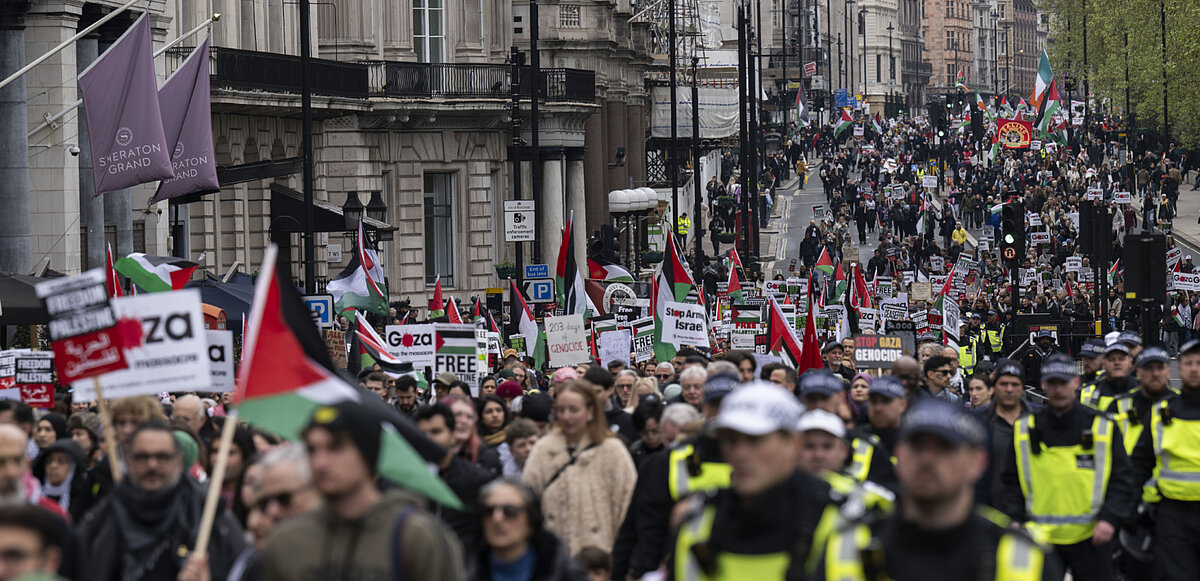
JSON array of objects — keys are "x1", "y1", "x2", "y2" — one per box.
[
  {"x1": 522, "y1": 381, "x2": 637, "y2": 556},
  {"x1": 623, "y1": 376, "x2": 660, "y2": 414}
]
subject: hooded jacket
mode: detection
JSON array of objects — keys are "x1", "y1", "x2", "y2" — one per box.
[
  {"x1": 32, "y1": 438, "x2": 93, "y2": 522},
  {"x1": 261, "y1": 488, "x2": 465, "y2": 581},
  {"x1": 468, "y1": 529, "x2": 587, "y2": 581}
]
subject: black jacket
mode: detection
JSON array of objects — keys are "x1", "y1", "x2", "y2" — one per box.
[
  {"x1": 77, "y1": 475, "x2": 247, "y2": 581},
  {"x1": 468, "y1": 530, "x2": 587, "y2": 581},
  {"x1": 436, "y1": 455, "x2": 497, "y2": 555},
  {"x1": 32, "y1": 438, "x2": 95, "y2": 523}
]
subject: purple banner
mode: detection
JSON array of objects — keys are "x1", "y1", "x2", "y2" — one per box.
[
  {"x1": 78, "y1": 14, "x2": 174, "y2": 196},
  {"x1": 153, "y1": 37, "x2": 219, "y2": 202}
]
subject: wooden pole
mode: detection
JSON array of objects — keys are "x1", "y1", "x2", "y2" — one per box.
[
  {"x1": 91, "y1": 377, "x2": 123, "y2": 481},
  {"x1": 193, "y1": 410, "x2": 238, "y2": 557}
]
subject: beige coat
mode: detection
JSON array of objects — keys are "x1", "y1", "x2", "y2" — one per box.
[{"x1": 522, "y1": 432, "x2": 637, "y2": 555}]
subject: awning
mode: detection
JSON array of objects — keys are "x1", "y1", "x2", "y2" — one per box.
[
  {"x1": 0, "y1": 272, "x2": 58, "y2": 326},
  {"x1": 269, "y1": 183, "x2": 390, "y2": 233}
]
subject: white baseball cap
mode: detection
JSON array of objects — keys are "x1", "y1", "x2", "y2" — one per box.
[
  {"x1": 796, "y1": 409, "x2": 846, "y2": 438},
  {"x1": 713, "y1": 381, "x2": 803, "y2": 436}
]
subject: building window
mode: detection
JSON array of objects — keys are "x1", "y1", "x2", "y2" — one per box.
[
  {"x1": 1000, "y1": 31, "x2": 1007, "y2": 55},
  {"x1": 424, "y1": 172, "x2": 455, "y2": 286},
  {"x1": 771, "y1": 0, "x2": 779, "y2": 27},
  {"x1": 559, "y1": 5, "x2": 581, "y2": 28},
  {"x1": 413, "y1": 0, "x2": 445, "y2": 63},
  {"x1": 876, "y1": 54, "x2": 881, "y2": 82}
]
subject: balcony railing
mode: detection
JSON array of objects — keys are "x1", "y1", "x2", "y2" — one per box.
[
  {"x1": 365, "y1": 62, "x2": 595, "y2": 103},
  {"x1": 168, "y1": 46, "x2": 370, "y2": 99}
]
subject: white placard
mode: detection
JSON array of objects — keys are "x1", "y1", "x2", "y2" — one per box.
[
  {"x1": 384, "y1": 324, "x2": 436, "y2": 368},
  {"x1": 1173, "y1": 273, "x2": 1200, "y2": 291},
  {"x1": 922, "y1": 176, "x2": 938, "y2": 189},
  {"x1": 1031, "y1": 232, "x2": 1051, "y2": 245},
  {"x1": 545, "y1": 314, "x2": 590, "y2": 367},
  {"x1": 1113, "y1": 191, "x2": 1132, "y2": 204},
  {"x1": 1027, "y1": 213, "x2": 1043, "y2": 226},
  {"x1": 857, "y1": 308, "x2": 879, "y2": 332},
  {"x1": 1066, "y1": 257, "x2": 1082, "y2": 273},
  {"x1": 632, "y1": 317, "x2": 655, "y2": 362},
  {"x1": 598, "y1": 330, "x2": 633, "y2": 369},
  {"x1": 207, "y1": 330, "x2": 235, "y2": 392},
  {"x1": 72, "y1": 290, "x2": 211, "y2": 401},
  {"x1": 662, "y1": 301, "x2": 710, "y2": 347},
  {"x1": 942, "y1": 297, "x2": 960, "y2": 343},
  {"x1": 880, "y1": 299, "x2": 908, "y2": 321},
  {"x1": 1167, "y1": 247, "x2": 1183, "y2": 267}
]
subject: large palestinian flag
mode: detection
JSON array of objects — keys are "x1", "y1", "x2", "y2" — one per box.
[
  {"x1": 653, "y1": 225, "x2": 696, "y2": 362},
  {"x1": 556, "y1": 212, "x2": 588, "y2": 316},
  {"x1": 235, "y1": 245, "x2": 459, "y2": 507},
  {"x1": 834, "y1": 108, "x2": 853, "y2": 139},
  {"x1": 354, "y1": 311, "x2": 427, "y2": 390},
  {"x1": 113, "y1": 253, "x2": 199, "y2": 293},
  {"x1": 327, "y1": 221, "x2": 389, "y2": 316},
  {"x1": 587, "y1": 258, "x2": 635, "y2": 283},
  {"x1": 767, "y1": 295, "x2": 805, "y2": 369}
]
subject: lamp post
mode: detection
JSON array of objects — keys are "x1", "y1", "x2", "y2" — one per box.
[
  {"x1": 1002, "y1": 23, "x2": 1011, "y2": 98},
  {"x1": 342, "y1": 192, "x2": 364, "y2": 228},
  {"x1": 669, "y1": 0, "x2": 679, "y2": 242},
  {"x1": 991, "y1": 9, "x2": 998, "y2": 95},
  {"x1": 858, "y1": 7, "x2": 866, "y2": 96},
  {"x1": 846, "y1": 0, "x2": 855, "y2": 96},
  {"x1": 692, "y1": 55, "x2": 704, "y2": 284},
  {"x1": 887, "y1": 22, "x2": 894, "y2": 115}
]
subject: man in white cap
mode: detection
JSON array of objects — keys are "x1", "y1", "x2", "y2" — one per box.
[{"x1": 668, "y1": 382, "x2": 835, "y2": 580}]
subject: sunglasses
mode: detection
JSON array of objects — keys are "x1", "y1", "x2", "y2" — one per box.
[
  {"x1": 930, "y1": 369, "x2": 954, "y2": 377},
  {"x1": 655, "y1": 373, "x2": 672, "y2": 379},
  {"x1": 256, "y1": 488, "x2": 303, "y2": 512},
  {"x1": 482, "y1": 503, "x2": 525, "y2": 520}
]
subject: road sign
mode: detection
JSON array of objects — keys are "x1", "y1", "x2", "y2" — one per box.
[
  {"x1": 834, "y1": 89, "x2": 851, "y2": 107},
  {"x1": 524, "y1": 264, "x2": 549, "y2": 279},
  {"x1": 803, "y1": 61, "x2": 817, "y2": 76},
  {"x1": 303, "y1": 294, "x2": 335, "y2": 327},
  {"x1": 523, "y1": 278, "x2": 555, "y2": 303},
  {"x1": 504, "y1": 200, "x2": 536, "y2": 242}
]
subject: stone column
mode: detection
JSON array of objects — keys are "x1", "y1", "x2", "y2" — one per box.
[
  {"x1": 539, "y1": 155, "x2": 564, "y2": 267},
  {"x1": 625, "y1": 102, "x2": 646, "y2": 185},
  {"x1": 583, "y1": 112, "x2": 606, "y2": 221},
  {"x1": 77, "y1": 35, "x2": 103, "y2": 270},
  {"x1": 0, "y1": 3, "x2": 32, "y2": 274},
  {"x1": 566, "y1": 151, "x2": 586, "y2": 269}
]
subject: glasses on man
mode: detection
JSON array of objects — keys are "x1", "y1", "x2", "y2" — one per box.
[
  {"x1": 482, "y1": 503, "x2": 525, "y2": 520},
  {"x1": 130, "y1": 451, "x2": 178, "y2": 466},
  {"x1": 256, "y1": 487, "x2": 308, "y2": 512},
  {"x1": 930, "y1": 368, "x2": 954, "y2": 377},
  {"x1": 655, "y1": 373, "x2": 672, "y2": 380}
]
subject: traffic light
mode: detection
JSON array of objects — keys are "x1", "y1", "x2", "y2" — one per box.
[
  {"x1": 1000, "y1": 203, "x2": 1024, "y2": 264},
  {"x1": 598, "y1": 224, "x2": 621, "y2": 264}
]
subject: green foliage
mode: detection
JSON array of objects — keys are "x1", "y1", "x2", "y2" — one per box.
[{"x1": 1041, "y1": 0, "x2": 1200, "y2": 147}]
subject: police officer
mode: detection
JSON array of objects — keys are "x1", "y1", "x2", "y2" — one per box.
[
  {"x1": 614, "y1": 371, "x2": 735, "y2": 579},
  {"x1": 1021, "y1": 330, "x2": 1060, "y2": 387},
  {"x1": 818, "y1": 398, "x2": 1059, "y2": 580},
  {"x1": 978, "y1": 359, "x2": 1039, "y2": 510},
  {"x1": 1079, "y1": 338, "x2": 1107, "y2": 387},
  {"x1": 1128, "y1": 338, "x2": 1200, "y2": 580},
  {"x1": 985, "y1": 309, "x2": 1006, "y2": 359},
  {"x1": 1108, "y1": 346, "x2": 1178, "y2": 581},
  {"x1": 669, "y1": 382, "x2": 834, "y2": 580},
  {"x1": 846, "y1": 375, "x2": 906, "y2": 492},
  {"x1": 1081, "y1": 342, "x2": 1139, "y2": 412},
  {"x1": 1001, "y1": 353, "x2": 1138, "y2": 581}
]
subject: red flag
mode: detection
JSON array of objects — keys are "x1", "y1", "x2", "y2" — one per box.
[
  {"x1": 105, "y1": 244, "x2": 123, "y2": 298},
  {"x1": 1065, "y1": 277, "x2": 1075, "y2": 299},
  {"x1": 767, "y1": 296, "x2": 806, "y2": 370},
  {"x1": 728, "y1": 247, "x2": 744, "y2": 271},
  {"x1": 446, "y1": 296, "x2": 462, "y2": 324},
  {"x1": 429, "y1": 275, "x2": 444, "y2": 317},
  {"x1": 798, "y1": 298, "x2": 824, "y2": 373}
]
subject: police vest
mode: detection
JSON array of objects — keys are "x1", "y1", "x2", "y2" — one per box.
[
  {"x1": 1014, "y1": 413, "x2": 1114, "y2": 545},
  {"x1": 847, "y1": 435, "x2": 895, "y2": 484},
  {"x1": 987, "y1": 326, "x2": 1005, "y2": 353},
  {"x1": 1079, "y1": 382, "x2": 1119, "y2": 413},
  {"x1": 668, "y1": 444, "x2": 732, "y2": 501},
  {"x1": 1111, "y1": 393, "x2": 1174, "y2": 503},
  {"x1": 1149, "y1": 400, "x2": 1200, "y2": 501},
  {"x1": 959, "y1": 344, "x2": 977, "y2": 373},
  {"x1": 678, "y1": 217, "x2": 692, "y2": 236},
  {"x1": 822, "y1": 511, "x2": 1045, "y2": 581}
]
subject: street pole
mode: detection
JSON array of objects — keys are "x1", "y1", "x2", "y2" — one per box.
[
  {"x1": 887, "y1": 23, "x2": 894, "y2": 115},
  {"x1": 1003, "y1": 24, "x2": 1011, "y2": 100},
  {"x1": 531, "y1": 0, "x2": 542, "y2": 264},
  {"x1": 837, "y1": 34, "x2": 843, "y2": 89},
  {"x1": 738, "y1": 3, "x2": 751, "y2": 258},
  {"x1": 846, "y1": 0, "x2": 855, "y2": 98},
  {"x1": 1124, "y1": 32, "x2": 1133, "y2": 194},
  {"x1": 692, "y1": 56, "x2": 704, "y2": 285},
  {"x1": 300, "y1": 0, "x2": 316, "y2": 293},
  {"x1": 1159, "y1": 0, "x2": 1168, "y2": 141},
  {"x1": 826, "y1": 0, "x2": 833, "y2": 121},
  {"x1": 749, "y1": 9, "x2": 760, "y2": 257},
  {"x1": 669, "y1": 0, "x2": 679, "y2": 245},
  {"x1": 510, "y1": 46, "x2": 524, "y2": 292}
]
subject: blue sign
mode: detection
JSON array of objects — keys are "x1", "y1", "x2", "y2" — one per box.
[
  {"x1": 834, "y1": 89, "x2": 852, "y2": 107},
  {"x1": 303, "y1": 294, "x2": 335, "y2": 327},
  {"x1": 524, "y1": 264, "x2": 550, "y2": 279},
  {"x1": 523, "y1": 278, "x2": 555, "y2": 303}
]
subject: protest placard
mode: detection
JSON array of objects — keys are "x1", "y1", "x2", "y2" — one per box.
[
  {"x1": 662, "y1": 302, "x2": 710, "y2": 347},
  {"x1": 545, "y1": 315, "x2": 590, "y2": 367},
  {"x1": 857, "y1": 308, "x2": 879, "y2": 332},
  {"x1": 1113, "y1": 191, "x2": 1132, "y2": 204},
  {"x1": 880, "y1": 299, "x2": 908, "y2": 321},
  {"x1": 433, "y1": 324, "x2": 483, "y2": 386},
  {"x1": 35, "y1": 269, "x2": 127, "y2": 384},
  {"x1": 324, "y1": 329, "x2": 347, "y2": 368},
  {"x1": 598, "y1": 330, "x2": 632, "y2": 368},
  {"x1": 72, "y1": 290, "x2": 211, "y2": 401},
  {"x1": 1031, "y1": 232, "x2": 1051, "y2": 245},
  {"x1": 910, "y1": 282, "x2": 932, "y2": 303},
  {"x1": 14, "y1": 352, "x2": 54, "y2": 408},
  {"x1": 922, "y1": 176, "x2": 938, "y2": 189},
  {"x1": 1066, "y1": 257, "x2": 1082, "y2": 273},
  {"x1": 1167, "y1": 247, "x2": 1182, "y2": 268},
  {"x1": 1173, "y1": 272, "x2": 1200, "y2": 291},
  {"x1": 0, "y1": 351, "x2": 14, "y2": 390},
  {"x1": 207, "y1": 330, "x2": 235, "y2": 392},
  {"x1": 631, "y1": 318, "x2": 655, "y2": 362},
  {"x1": 384, "y1": 324, "x2": 436, "y2": 368},
  {"x1": 942, "y1": 297, "x2": 961, "y2": 343},
  {"x1": 853, "y1": 335, "x2": 905, "y2": 368}
]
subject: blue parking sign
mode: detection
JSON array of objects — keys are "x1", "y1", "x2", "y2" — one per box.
[{"x1": 303, "y1": 294, "x2": 335, "y2": 327}]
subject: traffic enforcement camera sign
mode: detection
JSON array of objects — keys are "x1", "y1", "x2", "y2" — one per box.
[{"x1": 504, "y1": 200, "x2": 536, "y2": 242}]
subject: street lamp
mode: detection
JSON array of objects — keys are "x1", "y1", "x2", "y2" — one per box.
[
  {"x1": 342, "y1": 191, "x2": 363, "y2": 229},
  {"x1": 858, "y1": 7, "x2": 867, "y2": 95},
  {"x1": 1002, "y1": 23, "x2": 1011, "y2": 98},
  {"x1": 990, "y1": 9, "x2": 999, "y2": 95},
  {"x1": 846, "y1": 0, "x2": 856, "y2": 95},
  {"x1": 887, "y1": 22, "x2": 894, "y2": 114},
  {"x1": 365, "y1": 191, "x2": 387, "y2": 223}
]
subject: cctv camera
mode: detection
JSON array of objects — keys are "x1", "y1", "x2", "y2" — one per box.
[{"x1": 68, "y1": 145, "x2": 80, "y2": 156}]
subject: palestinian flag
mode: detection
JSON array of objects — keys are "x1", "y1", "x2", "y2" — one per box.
[
  {"x1": 327, "y1": 221, "x2": 389, "y2": 316},
  {"x1": 583, "y1": 279, "x2": 608, "y2": 317},
  {"x1": 975, "y1": 92, "x2": 993, "y2": 123},
  {"x1": 1031, "y1": 49, "x2": 1053, "y2": 109},
  {"x1": 653, "y1": 230, "x2": 695, "y2": 362},
  {"x1": 988, "y1": 129, "x2": 1000, "y2": 162},
  {"x1": 234, "y1": 245, "x2": 460, "y2": 508},
  {"x1": 798, "y1": 295, "x2": 825, "y2": 372},
  {"x1": 834, "y1": 108, "x2": 853, "y2": 139},
  {"x1": 728, "y1": 247, "x2": 744, "y2": 271},
  {"x1": 556, "y1": 212, "x2": 588, "y2": 316},
  {"x1": 355, "y1": 311, "x2": 428, "y2": 391},
  {"x1": 114, "y1": 253, "x2": 199, "y2": 293},
  {"x1": 1065, "y1": 277, "x2": 1074, "y2": 299},
  {"x1": 850, "y1": 263, "x2": 873, "y2": 309},
  {"x1": 587, "y1": 258, "x2": 635, "y2": 283},
  {"x1": 105, "y1": 244, "x2": 124, "y2": 298},
  {"x1": 955, "y1": 69, "x2": 967, "y2": 91},
  {"x1": 872, "y1": 113, "x2": 883, "y2": 135},
  {"x1": 428, "y1": 275, "x2": 445, "y2": 319},
  {"x1": 815, "y1": 246, "x2": 835, "y2": 277},
  {"x1": 727, "y1": 264, "x2": 744, "y2": 304},
  {"x1": 1108, "y1": 260, "x2": 1122, "y2": 285},
  {"x1": 445, "y1": 296, "x2": 463, "y2": 324},
  {"x1": 471, "y1": 298, "x2": 485, "y2": 327},
  {"x1": 1035, "y1": 81, "x2": 1060, "y2": 138},
  {"x1": 510, "y1": 278, "x2": 546, "y2": 369},
  {"x1": 832, "y1": 261, "x2": 848, "y2": 303},
  {"x1": 767, "y1": 295, "x2": 806, "y2": 370},
  {"x1": 796, "y1": 83, "x2": 810, "y2": 127},
  {"x1": 1173, "y1": 305, "x2": 1186, "y2": 327}
]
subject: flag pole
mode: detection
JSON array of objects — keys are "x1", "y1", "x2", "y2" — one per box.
[
  {"x1": 91, "y1": 378, "x2": 124, "y2": 482},
  {"x1": 28, "y1": 13, "x2": 223, "y2": 140},
  {"x1": 0, "y1": 0, "x2": 141, "y2": 91},
  {"x1": 193, "y1": 409, "x2": 238, "y2": 557}
]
